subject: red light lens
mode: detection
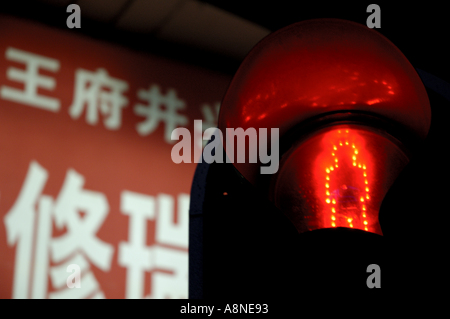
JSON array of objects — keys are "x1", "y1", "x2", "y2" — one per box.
[
  {"x1": 218, "y1": 19, "x2": 430, "y2": 186},
  {"x1": 271, "y1": 124, "x2": 409, "y2": 235}
]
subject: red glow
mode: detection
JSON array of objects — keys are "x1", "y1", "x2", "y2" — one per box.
[
  {"x1": 367, "y1": 98, "x2": 381, "y2": 105},
  {"x1": 218, "y1": 19, "x2": 430, "y2": 186},
  {"x1": 315, "y1": 129, "x2": 373, "y2": 233},
  {"x1": 271, "y1": 124, "x2": 409, "y2": 236}
]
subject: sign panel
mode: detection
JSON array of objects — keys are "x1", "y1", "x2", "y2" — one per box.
[{"x1": 0, "y1": 15, "x2": 231, "y2": 299}]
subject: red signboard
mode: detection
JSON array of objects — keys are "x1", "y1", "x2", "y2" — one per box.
[{"x1": 0, "y1": 15, "x2": 231, "y2": 298}]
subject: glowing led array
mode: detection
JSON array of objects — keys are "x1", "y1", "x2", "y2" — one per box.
[{"x1": 325, "y1": 130, "x2": 370, "y2": 232}]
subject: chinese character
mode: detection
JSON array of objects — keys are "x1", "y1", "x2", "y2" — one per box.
[
  {"x1": 51, "y1": 168, "x2": 113, "y2": 270},
  {"x1": 134, "y1": 84, "x2": 188, "y2": 143},
  {"x1": 3, "y1": 161, "x2": 113, "y2": 299},
  {"x1": 150, "y1": 194, "x2": 188, "y2": 299},
  {"x1": 118, "y1": 191, "x2": 188, "y2": 299},
  {"x1": 156, "y1": 194, "x2": 189, "y2": 249},
  {"x1": 147, "y1": 245, "x2": 188, "y2": 299},
  {"x1": 69, "y1": 68, "x2": 128, "y2": 130},
  {"x1": 196, "y1": 102, "x2": 220, "y2": 149},
  {"x1": 118, "y1": 191, "x2": 154, "y2": 299},
  {"x1": 0, "y1": 47, "x2": 60, "y2": 111}
]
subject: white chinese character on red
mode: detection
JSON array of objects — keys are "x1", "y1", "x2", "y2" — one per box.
[
  {"x1": 3, "y1": 161, "x2": 113, "y2": 299},
  {"x1": 196, "y1": 102, "x2": 221, "y2": 149},
  {"x1": 0, "y1": 47, "x2": 60, "y2": 111},
  {"x1": 118, "y1": 191, "x2": 188, "y2": 299},
  {"x1": 51, "y1": 168, "x2": 113, "y2": 268},
  {"x1": 150, "y1": 193, "x2": 188, "y2": 299},
  {"x1": 69, "y1": 68, "x2": 128, "y2": 130},
  {"x1": 148, "y1": 245, "x2": 188, "y2": 299},
  {"x1": 134, "y1": 84, "x2": 188, "y2": 143},
  {"x1": 118, "y1": 191, "x2": 154, "y2": 299}
]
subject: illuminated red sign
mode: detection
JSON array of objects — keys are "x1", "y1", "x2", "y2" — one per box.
[{"x1": 0, "y1": 15, "x2": 231, "y2": 299}]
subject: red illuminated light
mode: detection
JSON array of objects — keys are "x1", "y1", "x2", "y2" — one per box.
[
  {"x1": 216, "y1": 19, "x2": 431, "y2": 236},
  {"x1": 218, "y1": 19, "x2": 430, "y2": 187},
  {"x1": 271, "y1": 124, "x2": 409, "y2": 236},
  {"x1": 319, "y1": 129, "x2": 372, "y2": 233}
]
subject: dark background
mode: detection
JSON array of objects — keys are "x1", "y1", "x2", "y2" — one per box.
[{"x1": 2, "y1": 2, "x2": 449, "y2": 81}]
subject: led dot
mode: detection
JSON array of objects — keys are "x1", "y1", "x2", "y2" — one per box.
[
  {"x1": 326, "y1": 176, "x2": 330, "y2": 180},
  {"x1": 333, "y1": 146, "x2": 337, "y2": 150},
  {"x1": 332, "y1": 152, "x2": 335, "y2": 156},
  {"x1": 352, "y1": 155, "x2": 356, "y2": 161},
  {"x1": 365, "y1": 180, "x2": 368, "y2": 184},
  {"x1": 358, "y1": 164, "x2": 362, "y2": 168},
  {"x1": 339, "y1": 142, "x2": 343, "y2": 146},
  {"x1": 363, "y1": 165, "x2": 366, "y2": 169},
  {"x1": 360, "y1": 197, "x2": 364, "y2": 202},
  {"x1": 346, "y1": 130, "x2": 349, "y2": 133},
  {"x1": 331, "y1": 222, "x2": 336, "y2": 227},
  {"x1": 326, "y1": 190, "x2": 330, "y2": 196},
  {"x1": 353, "y1": 162, "x2": 356, "y2": 166},
  {"x1": 363, "y1": 213, "x2": 366, "y2": 218},
  {"x1": 364, "y1": 221, "x2": 368, "y2": 225},
  {"x1": 325, "y1": 183, "x2": 329, "y2": 188},
  {"x1": 363, "y1": 172, "x2": 367, "y2": 177},
  {"x1": 331, "y1": 207, "x2": 336, "y2": 213},
  {"x1": 345, "y1": 141, "x2": 349, "y2": 145},
  {"x1": 335, "y1": 158, "x2": 338, "y2": 162},
  {"x1": 332, "y1": 199, "x2": 336, "y2": 204},
  {"x1": 347, "y1": 218, "x2": 352, "y2": 223},
  {"x1": 354, "y1": 150, "x2": 358, "y2": 154},
  {"x1": 335, "y1": 164, "x2": 338, "y2": 168},
  {"x1": 366, "y1": 194, "x2": 370, "y2": 200},
  {"x1": 326, "y1": 168, "x2": 330, "y2": 173},
  {"x1": 330, "y1": 166, "x2": 334, "y2": 171},
  {"x1": 364, "y1": 227, "x2": 368, "y2": 231},
  {"x1": 331, "y1": 216, "x2": 336, "y2": 221},
  {"x1": 350, "y1": 224, "x2": 354, "y2": 228},
  {"x1": 326, "y1": 198, "x2": 331, "y2": 204},
  {"x1": 362, "y1": 205, "x2": 366, "y2": 211},
  {"x1": 352, "y1": 144, "x2": 355, "y2": 148},
  {"x1": 365, "y1": 187, "x2": 369, "y2": 192}
]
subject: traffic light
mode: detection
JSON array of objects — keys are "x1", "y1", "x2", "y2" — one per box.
[{"x1": 189, "y1": 18, "x2": 443, "y2": 298}]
